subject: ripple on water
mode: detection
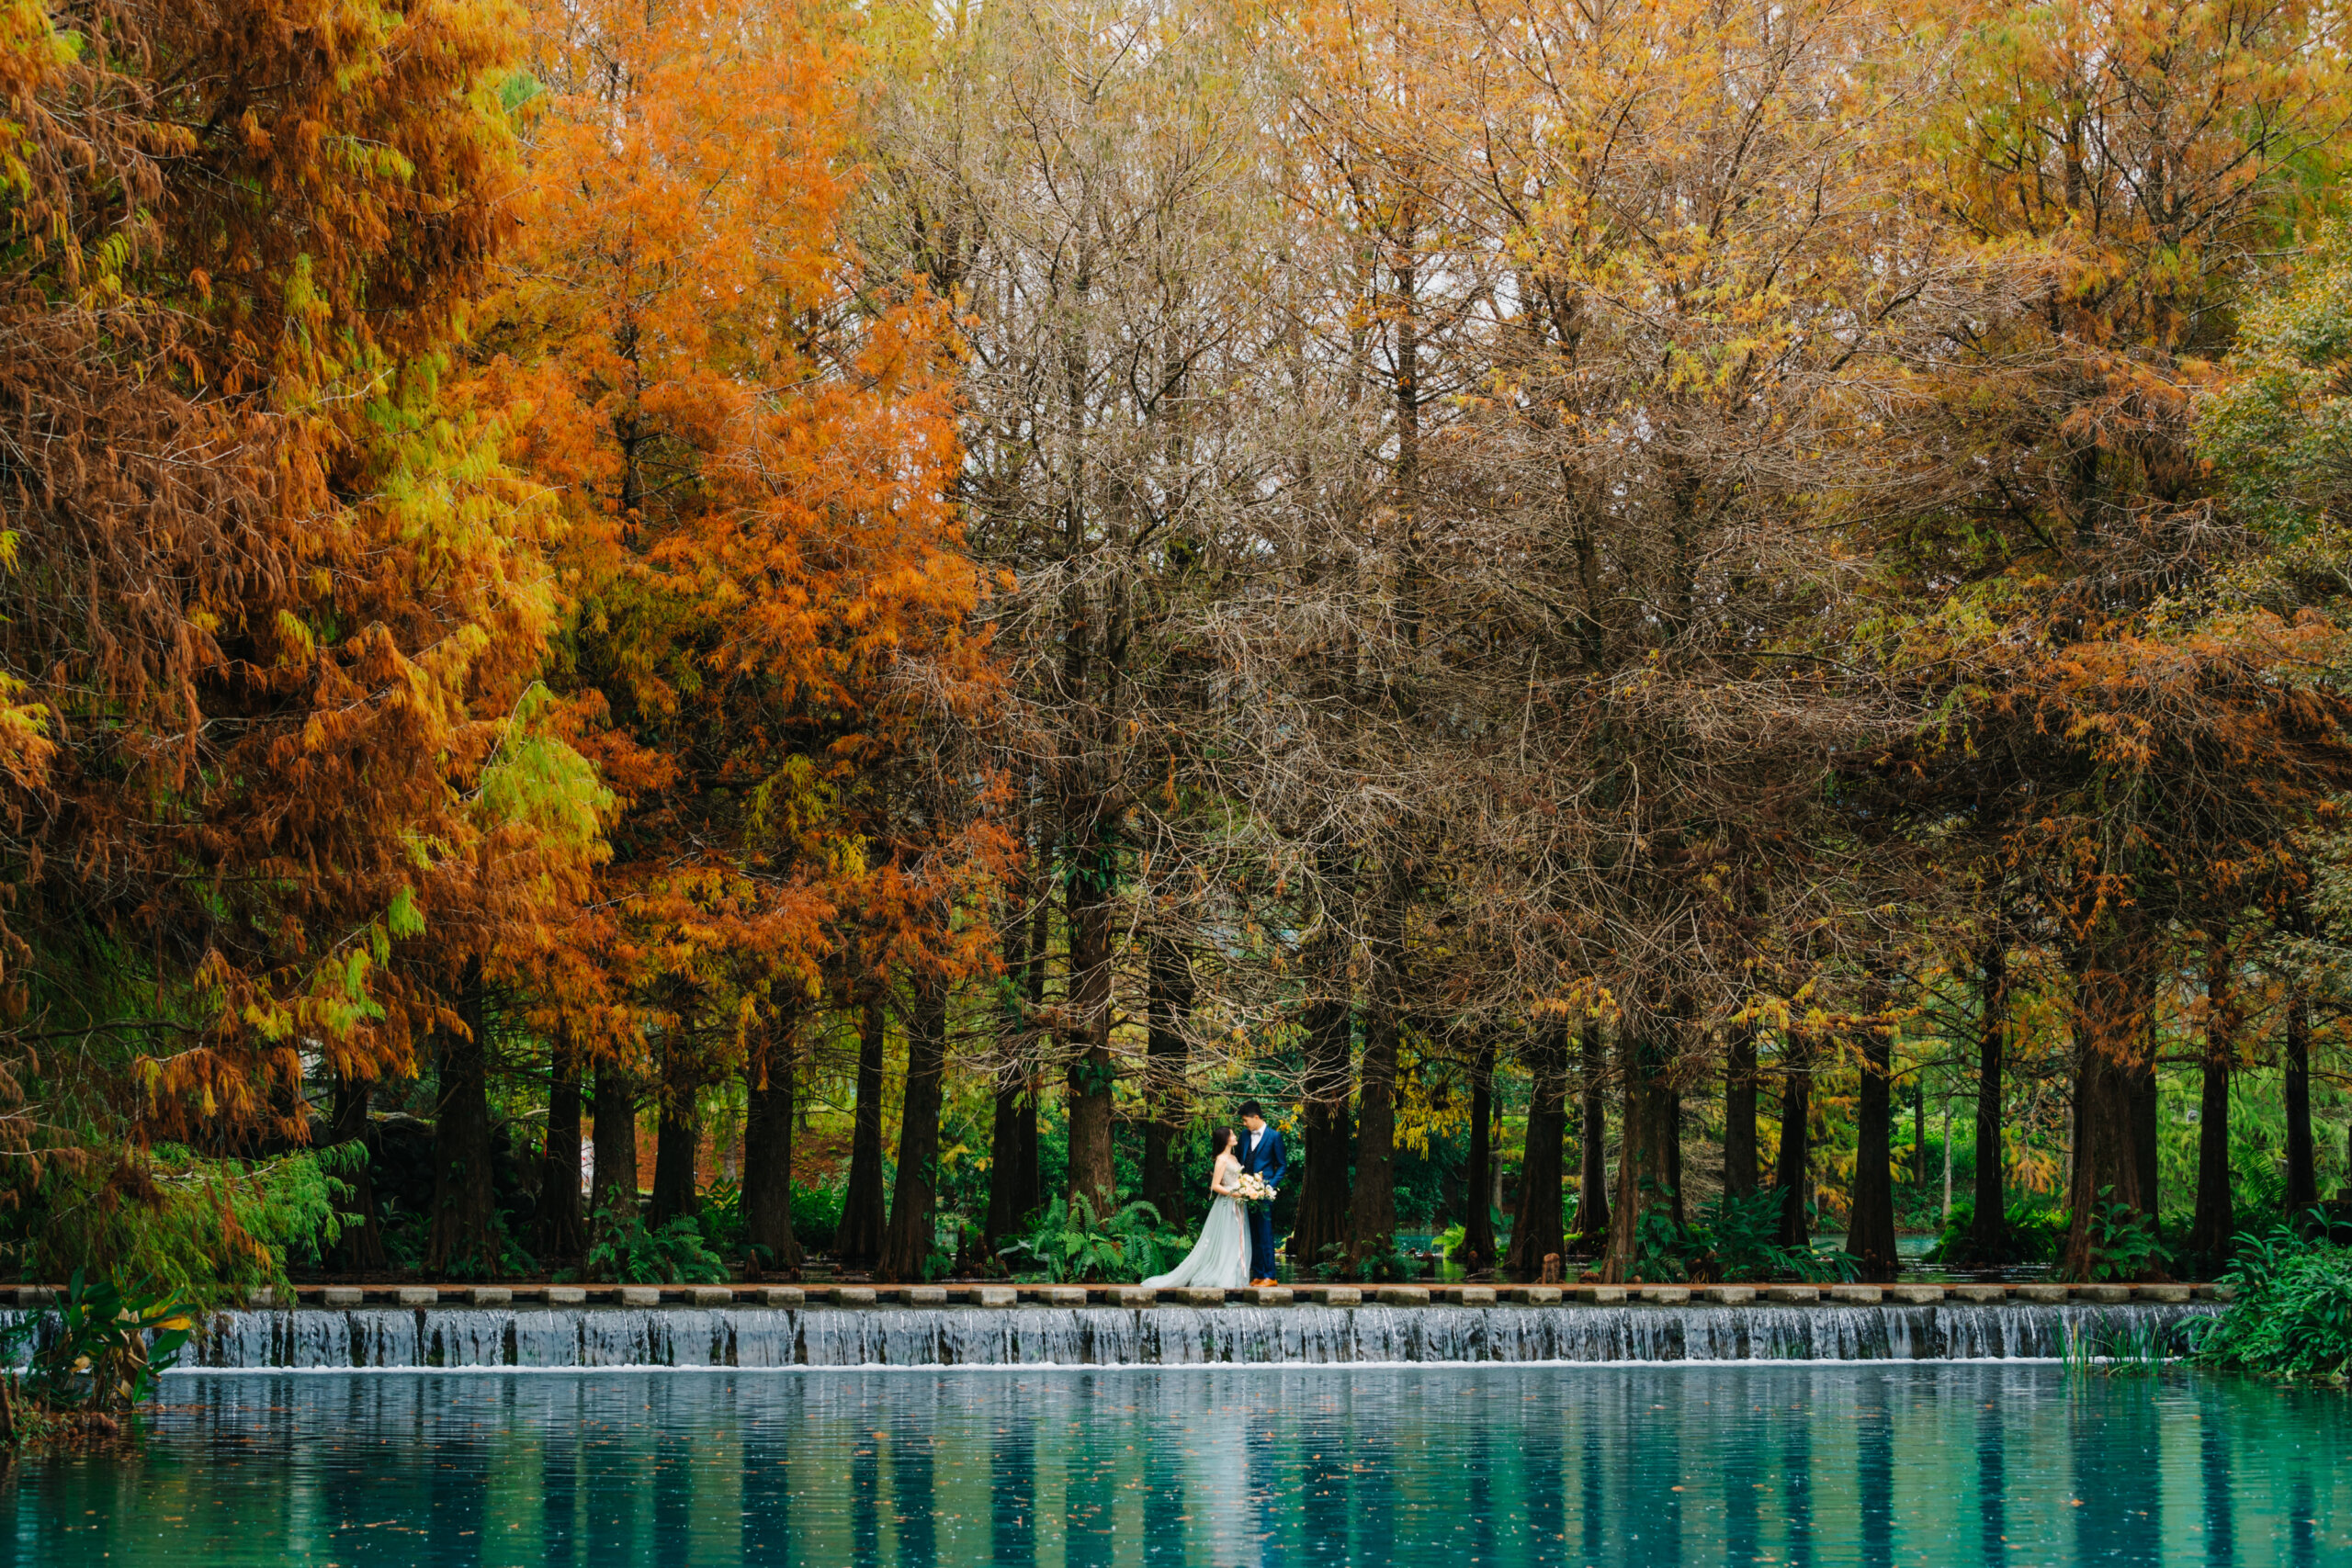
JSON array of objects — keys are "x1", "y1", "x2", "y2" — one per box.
[{"x1": 8, "y1": 1362, "x2": 2346, "y2": 1566}]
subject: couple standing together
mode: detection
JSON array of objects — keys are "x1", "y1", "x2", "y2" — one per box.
[{"x1": 1144, "y1": 1100, "x2": 1288, "y2": 1290}]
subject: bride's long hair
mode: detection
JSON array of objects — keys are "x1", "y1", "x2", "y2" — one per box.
[{"x1": 1210, "y1": 1127, "x2": 1236, "y2": 1159}]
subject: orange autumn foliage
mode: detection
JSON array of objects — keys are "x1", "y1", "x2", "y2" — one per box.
[
  {"x1": 481, "y1": 0, "x2": 1008, "y2": 1062},
  {"x1": 0, "y1": 0, "x2": 599, "y2": 1161}
]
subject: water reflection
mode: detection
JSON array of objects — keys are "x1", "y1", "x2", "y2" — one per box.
[
  {"x1": 1974, "y1": 1379, "x2": 2007, "y2": 1563},
  {"x1": 2, "y1": 1365, "x2": 2345, "y2": 1566}
]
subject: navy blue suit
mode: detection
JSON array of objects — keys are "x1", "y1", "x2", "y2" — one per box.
[{"x1": 1238, "y1": 1124, "x2": 1288, "y2": 1280}]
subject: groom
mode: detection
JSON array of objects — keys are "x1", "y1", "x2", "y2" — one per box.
[{"x1": 1237, "y1": 1100, "x2": 1287, "y2": 1286}]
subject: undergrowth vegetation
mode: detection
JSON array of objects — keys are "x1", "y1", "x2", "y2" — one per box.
[
  {"x1": 1625, "y1": 1190, "x2": 1861, "y2": 1285},
  {"x1": 11, "y1": 1148, "x2": 357, "y2": 1310},
  {"x1": 0, "y1": 1271, "x2": 198, "y2": 1448},
  {"x1": 998, "y1": 1196, "x2": 1186, "y2": 1284},
  {"x1": 2192, "y1": 1223, "x2": 2352, "y2": 1384},
  {"x1": 578, "y1": 1200, "x2": 729, "y2": 1286}
]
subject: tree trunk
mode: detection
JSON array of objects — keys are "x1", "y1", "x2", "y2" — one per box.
[
  {"x1": 427, "y1": 964, "x2": 498, "y2": 1277},
  {"x1": 535, "y1": 1029, "x2": 586, "y2": 1260},
  {"x1": 985, "y1": 1079, "x2": 1038, "y2": 1248},
  {"x1": 2188, "y1": 940, "x2": 2235, "y2": 1267},
  {"x1": 2061, "y1": 913, "x2": 2158, "y2": 1278},
  {"x1": 2131, "y1": 1023, "x2": 2160, "y2": 1224},
  {"x1": 1063, "y1": 860, "x2": 1117, "y2": 1213},
  {"x1": 2065, "y1": 1046, "x2": 2154, "y2": 1275},
  {"x1": 330, "y1": 1075, "x2": 387, "y2": 1271},
  {"x1": 1347, "y1": 1005, "x2": 1400, "y2": 1263},
  {"x1": 1776, "y1": 1042, "x2": 1813, "y2": 1248},
  {"x1": 1574, "y1": 1020, "x2": 1611, "y2": 1252},
  {"x1": 1970, "y1": 942, "x2": 2008, "y2": 1258},
  {"x1": 985, "y1": 886, "x2": 1041, "y2": 1250},
  {"x1": 1723, "y1": 1025, "x2": 1758, "y2": 1200},
  {"x1": 1289, "y1": 918, "x2": 1355, "y2": 1274},
  {"x1": 837, "y1": 995, "x2": 890, "y2": 1268},
  {"x1": 1140, "y1": 937, "x2": 1193, "y2": 1226},
  {"x1": 1605, "y1": 1025, "x2": 1680, "y2": 1283},
  {"x1": 649, "y1": 1031, "x2": 700, "y2": 1229},
  {"x1": 1013, "y1": 882, "x2": 1048, "y2": 1216},
  {"x1": 1505, "y1": 1027, "x2": 1567, "y2": 1281},
  {"x1": 1913, "y1": 1082, "x2": 1927, "y2": 1189},
  {"x1": 1851, "y1": 1025, "x2": 1899, "y2": 1282},
  {"x1": 742, "y1": 1015, "x2": 802, "y2": 1277},
  {"x1": 590, "y1": 1058, "x2": 641, "y2": 1248},
  {"x1": 879, "y1": 978, "x2": 950, "y2": 1282},
  {"x1": 1347, "y1": 881, "x2": 1408, "y2": 1264},
  {"x1": 1462, "y1": 1040, "x2": 1498, "y2": 1269},
  {"x1": 2286, "y1": 983, "x2": 2317, "y2": 1218},
  {"x1": 1666, "y1": 1080, "x2": 1685, "y2": 1227},
  {"x1": 1941, "y1": 1092, "x2": 1953, "y2": 1221}
]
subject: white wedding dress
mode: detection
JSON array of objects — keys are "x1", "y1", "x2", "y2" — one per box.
[{"x1": 1143, "y1": 1155, "x2": 1251, "y2": 1289}]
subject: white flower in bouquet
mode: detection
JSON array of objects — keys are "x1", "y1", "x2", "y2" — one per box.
[{"x1": 1235, "y1": 1173, "x2": 1277, "y2": 1202}]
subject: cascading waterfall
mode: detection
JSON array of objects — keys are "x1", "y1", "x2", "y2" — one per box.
[{"x1": 120, "y1": 1302, "x2": 2221, "y2": 1371}]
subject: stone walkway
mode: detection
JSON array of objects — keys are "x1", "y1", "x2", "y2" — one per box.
[{"x1": 19, "y1": 1280, "x2": 2227, "y2": 1311}]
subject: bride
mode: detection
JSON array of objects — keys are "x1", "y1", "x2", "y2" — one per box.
[{"x1": 1143, "y1": 1128, "x2": 1251, "y2": 1290}]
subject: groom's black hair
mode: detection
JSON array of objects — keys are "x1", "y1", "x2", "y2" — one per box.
[{"x1": 1238, "y1": 1100, "x2": 1263, "y2": 1119}]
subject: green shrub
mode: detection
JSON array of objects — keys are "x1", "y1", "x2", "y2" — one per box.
[
  {"x1": 1921, "y1": 1198, "x2": 2066, "y2": 1267},
  {"x1": 1627, "y1": 1188, "x2": 1860, "y2": 1284},
  {"x1": 2192, "y1": 1222, "x2": 2352, "y2": 1383},
  {"x1": 1308, "y1": 1235, "x2": 1418, "y2": 1283},
  {"x1": 0, "y1": 1269, "x2": 199, "y2": 1445},
  {"x1": 580, "y1": 1198, "x2": 729, "y2": 1285},
  {"x1": 997, "y1": 1194, "x2": 1182, "y2": 1283},
  {"x1": 2075, "y1": 1188, "x2": 2174, "y2": 1282},
  {"x1": 696, "y1": 1179, "x2": 745, "y2": 1257},
  {"x1": 28, "y1": 1145, "x2": 358, "y2": 1309},
  {"x1": 790, "y1": 1179, "x2": 844, "y2": 1251}
]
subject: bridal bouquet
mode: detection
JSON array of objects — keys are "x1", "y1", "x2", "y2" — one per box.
[{"x1": 1235, "y1": 1173, "x2": 1278, "y2": 1202}]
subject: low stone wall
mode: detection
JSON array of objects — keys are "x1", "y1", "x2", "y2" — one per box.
[
  {"x1": 8, "y1": 1280, "x2": 2228, "y2": 1311},
  {"x1": 154, "y1": 1296, "x2": 2222, "y2": 1370}
]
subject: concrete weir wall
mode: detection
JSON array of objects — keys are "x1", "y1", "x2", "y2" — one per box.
[{"x1": 82, "y1": 1282, "x2": 2223, "y2": 1371}]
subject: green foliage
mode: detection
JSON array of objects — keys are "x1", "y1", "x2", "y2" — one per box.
[
  {"x1": 931, "y1": 1214, "x2": 981, "y2": 1282},
  {"x1": 997, "y1": 1194, "x2": 1179, "y2": 1283},
  {"x1": 696, "y1": 1178, "x2": 745, "y2": 1257},
  {"x1": 2062, "y1": 1312, "x2": 2169, "y2": 1379},
  {"x1": 1922, "y1": 1198, "x2": 2067, "y2": 1267},
  {"x1": 28, "y1": 1145, "x2": 357, "y2": 1310},
  {"x1": 1627, "y1": 1190, "x2": 1862, "y2": 1284},
  {"x1": 790, "y1": 1179, "x2": 845, "y2": 1251},
  {"x1": 440, "y1": 1211, "x2": 537, "y2": 1283},
  {"x1": 378, "y1": 1195, "x2": 429, "y2": 1273},
  {"x1": 1, "y1": 1269, "x2": 198, "y2": 1441},
  {"x1": 580, "y1": 1198, "x2": 729, "y2": 1285},
  {"x1": 2198, "y1": 218, "x2": 2352, "y2": 542},
  {"x1": 1310, "y1": 1235, "x2": 1417, "y2": 1283},
  {"x1": 2075, "y1": 1188, "x2": 2175, "y2": 1283},
  {"x1": 2191, "y1": 1221, "x2": 2352, "y2": 1383}
]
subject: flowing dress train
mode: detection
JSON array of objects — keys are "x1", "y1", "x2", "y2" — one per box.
[{"x1": 1143, "y1": 1168, "x2": 1250, "y2": 1290}]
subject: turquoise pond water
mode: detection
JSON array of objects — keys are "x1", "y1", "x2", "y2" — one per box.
[{"x1": 5, "y1": 1365, "x2": 2345, "y2": 1565}]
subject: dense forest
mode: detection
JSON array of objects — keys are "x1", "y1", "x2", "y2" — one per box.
[{"x1": 4, "y1": 0, "x2": 2352, "y2": 1302}]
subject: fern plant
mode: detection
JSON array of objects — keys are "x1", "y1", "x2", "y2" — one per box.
[
  {"x1": 580, "y1": 1199, "x2": 729, "y2": 1285},
  {"x1": 0, "y1": 1269, "x2": 199, "y2": 1444},
  {"x1": 997, "y1": 1195, "x2": 1177, "y2": 1283},
  {"x1": 2077, "y1": 1187, "x2": 2174, "y2": 1282},
  {"x1": 2191, "y1": 1218, "x2": 2352, "y2": 1382},
  {"x1": 1627, "y1": 1188, "x2": 1861, "y2": 1284}
]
